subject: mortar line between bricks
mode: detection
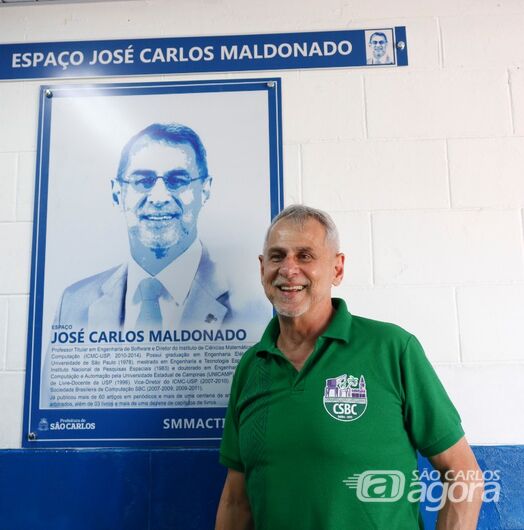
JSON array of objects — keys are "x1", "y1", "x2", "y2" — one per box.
[
  {"x1": 453, "y1": 286, "x2": 463, "y2": 364},
  {"x1": 507, "y1": 68, "x2": 516, "y2": 136},
  {"x1": 0, "y1": 149, "x2": 36, "y2": 155},
  {"x1": 436, "y1": 16, "x2": 444, "y2": 69},
  {"x1": 13, "y1": 152, "x2": 20, "y2": 222},
  {"x1": 371, "y1": 281, "x2": 524, "y2": 288},
  {"x1": 326, "y1": 207, "x2": 524, "y2": 213},
  {"x1": 518, "y1": 208, "x2": 524, "y2": 265},
  {"x1": 1, "y1": 298, "x2": 7, "y2": 371},
  {"x1": 521, "y1": 209, "x2": 524, "y2": 248},
  {"x1": 297, "y1": 134, "x2": 524, "y2": 144},
  {"x1": 433, "y1": 360, "x2": 524, "y2": 367},
  {"x1": 0, "y1": 219, "x2": 32, "y2": 223},
  {"x1": 361, "y1": 76, "x2": 369, "y2": 139},
  {"x1": 444, "y1": 139, "x2": 453, "y2": 208},
  {"x1": 0, "y1": 147, "x2": 36, "y2": 152},
  {"x1": 345, "y1": 282, "x2": 524, "y2": 291},
  {"x1": 298, "y1": 143, "x2": 303, "y2": 203},
  {"x1": 369, "y1": 212, "x2": 375, "y2": 286}
]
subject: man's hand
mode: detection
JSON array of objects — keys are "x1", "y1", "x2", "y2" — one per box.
[
  {"x1": 215, "y1": 469, "x2": 254, "y2": 530},
  {"x1": 430, "y1": 436, "x2": 484, "y2": 529}
]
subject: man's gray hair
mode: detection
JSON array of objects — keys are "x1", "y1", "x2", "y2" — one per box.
[{"x1": 264, "y1": 204, "x2": 340, "y2": 251}]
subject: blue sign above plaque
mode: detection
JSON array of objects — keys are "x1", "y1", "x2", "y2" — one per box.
[{"x1": 0, "y1": 27, "x2": 408, "y2": 81}]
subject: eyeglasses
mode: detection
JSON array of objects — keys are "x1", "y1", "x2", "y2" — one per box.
[
  {"x1": 371, "y1": 39, "x2": 386, "y2": 45},
  {"x1": 118, "y1": 170, "x2": 203, "y2": 193}
]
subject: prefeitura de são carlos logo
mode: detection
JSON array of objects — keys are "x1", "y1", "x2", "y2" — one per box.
[{"x1": 323, "y1": 373, "x2": 367, "y2": 421}]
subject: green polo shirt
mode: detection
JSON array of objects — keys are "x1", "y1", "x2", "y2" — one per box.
[{"x1": 220, "y1": 298, "x2": 464, "y2": 530}]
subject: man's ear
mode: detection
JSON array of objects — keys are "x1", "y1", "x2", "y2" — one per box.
[
  {"x1": 111, "y1": 179, "x2": 122, "y2": 207},
  {"x1": 258, "y1": 255, "x2": 264, "y2": 283},
  {"x1": 332, "y1": 252, "x2": 345, "y2": 286},
  {"x1": 201, "y1": 176, "x2": 212, "y2": 204}
]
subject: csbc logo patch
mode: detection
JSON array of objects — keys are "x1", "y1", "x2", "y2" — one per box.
[{"x1": 323, "y1": 373, "x2": 367, "y2": 422}]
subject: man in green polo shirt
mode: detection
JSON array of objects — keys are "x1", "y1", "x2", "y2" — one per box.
[{"x1": 215, "y1": 205, "x2": 483, "y2": 530}]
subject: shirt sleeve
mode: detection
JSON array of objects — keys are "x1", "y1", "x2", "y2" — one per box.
[
  {"x1": 219, "y1": 368, "x2": 244, "y2": 472},
  {"x1": 401, "y1": 335, "x2": 465, "y2": 457}
]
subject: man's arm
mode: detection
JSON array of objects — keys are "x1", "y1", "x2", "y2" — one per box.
[
  {"x1": 215, "y1": 469, "x2": 254, "y2": 530},
  {"x1": 429, "y1": 436, "x2": 484, "y2": 530}
]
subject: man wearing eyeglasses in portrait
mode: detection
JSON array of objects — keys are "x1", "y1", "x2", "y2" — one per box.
[
  {"x1": 50, "y1": 123, "x2": 233, "y2": 333},
  {"x1": 366, "y1": 31, "x2": 393, "y2": 65}
]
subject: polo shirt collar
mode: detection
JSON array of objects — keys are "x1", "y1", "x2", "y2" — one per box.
[
  {"x1": 254, "y1": 298, "x2": 352, "y2": 358},
  {"x1": 322, "y1": 298, "x2": 352, "y2": 343}
]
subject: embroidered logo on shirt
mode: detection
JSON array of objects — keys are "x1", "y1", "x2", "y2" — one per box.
[{"x1": 323, "y1": 373, "x2": 367, "y2": 422}]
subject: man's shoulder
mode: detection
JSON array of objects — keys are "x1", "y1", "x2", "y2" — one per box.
[
  {"x1": 61, "y1": 264, "x2": 126, "y2": 299},
  {"x1": 344, "y1": 312, "x2": 432, "y2": 381},
  {"x1": 352, "y1": 313, "x2": 411, "y2": 339},
  {"x1": 193, "y1": 245, "x2": 229, "y2": 297},
  {"x1": 193, "y1": 244, "x2": 272, "y2": 331},
  {"x1": 228, "y1": 340, "x2": 267, "y2": 387},
  {"x1": 54, "y1": 264, "x2": 127, "y2": 327}
]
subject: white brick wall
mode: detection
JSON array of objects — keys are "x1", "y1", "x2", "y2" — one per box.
[
  {"x1": 6, "y1": 296, "x2": 29, "y2": 372},
  {"x1": 282, "y1": 70, "x2": 365, "y2": 142},
  {"x1": 16, "y1": 152, "x2": 36, "y2": 222},
  {"x1": 0, "y1": 223, "x2": 32, "y2": 295},
  {"x1": 373, "y1": 210, "x2": 524, "y2": 284},
  {"x1": 301, "y1": 139, "x2": 449, "y2": 210},
  {"x1": 0, "y1": 153, "x2": 17, "y2": 222},
  {"x1": 1, "y1": 0, "x2": 524, "y2": 447},
  {"x1": 436, "y1": 363, "x2": 524, "y2": 445},
  {"x1": 329, "y1": 211, "x2": 373, "y2": 286},
  {"x1": 283, "y1": 143, "x2": 302, "y2": 205},
  {"x1": 0, "y1": 372, "x2": 25, "y2": 448},
  {"x1": 0, "y1": 298, "x2": 7, "y2": 370},
  {"x1": 448, "y1": 138, "x2": 524, "y2": 208},
  {"x1": 509, "y1": 69, "x2": 524, "y2": 136},
  {"x1": 457, "y1": 286, "x2": 524, "y2": 362},
  {"x1": 440, "y1": 14, "x2": 524, "y2": 68},
  {"x1": 365, "y1": 70, "x2": 512, "y2": 139},
  {"x1": 0, "y1": 82, "x2": 39, "y2": 152}
]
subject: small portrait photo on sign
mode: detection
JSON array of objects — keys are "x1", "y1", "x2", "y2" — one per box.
[{"x1": 365, "y1": 29, "x2": 395, "y2": 65}]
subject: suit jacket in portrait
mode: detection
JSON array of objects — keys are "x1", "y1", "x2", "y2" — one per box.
[{"x1": 52, "y1": 247, "x2": 233, "y2": 330}]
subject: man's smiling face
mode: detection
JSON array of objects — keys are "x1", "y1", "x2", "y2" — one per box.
[
  {"x1": 259, "y1": 217, "x2": 344, "y2": 320},
  {"x1": 114, "y1": 140, "x2": 209, "y2": 254}
]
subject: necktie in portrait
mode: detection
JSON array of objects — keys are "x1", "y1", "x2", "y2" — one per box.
[{"x1": 136, "y1": 277, "x2": 165, "y2": 329}]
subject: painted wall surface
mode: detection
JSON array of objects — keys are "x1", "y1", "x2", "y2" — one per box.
[{"x1": 0, "y1": 0, "x2": 523, "y2": 528}]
